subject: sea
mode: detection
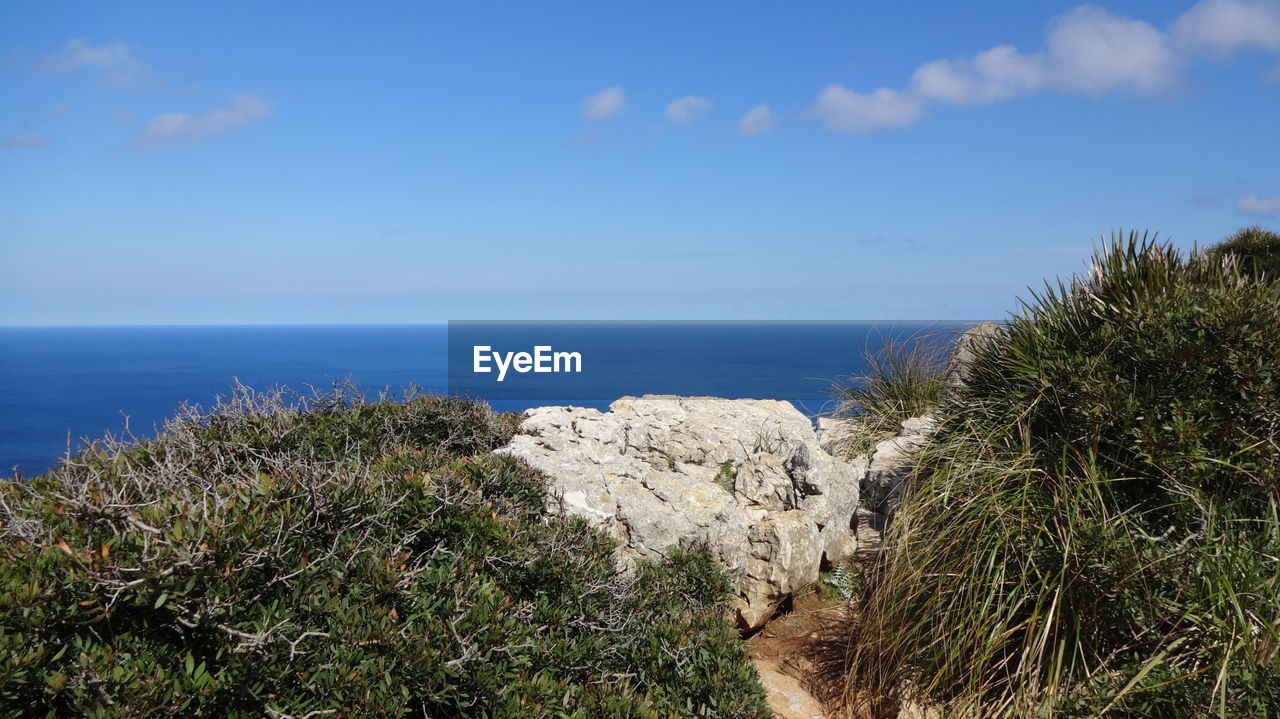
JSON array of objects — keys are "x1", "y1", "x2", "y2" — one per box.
[{"x1": 0, "y1": 322, "x2": 973, "y2": 477}]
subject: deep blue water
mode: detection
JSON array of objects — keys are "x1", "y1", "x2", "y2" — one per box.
[{"x1": 0, "y1": 323, "x2": 970, "y2": 477}]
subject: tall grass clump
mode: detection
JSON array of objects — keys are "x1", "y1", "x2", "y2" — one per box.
[
  {"x1": 0, "y1": 383, "x2": 770, "y2": 718},
  {"x1": 830, "y1": 334, "x2": 951, "y2": 456},
  {"x1": 839, "y1": 230, "x2": 1280, "y2": 718}
]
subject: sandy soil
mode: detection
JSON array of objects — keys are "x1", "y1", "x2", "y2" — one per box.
[{"x1": 748, "y1": 591, "x2": 851, "y2": 719}]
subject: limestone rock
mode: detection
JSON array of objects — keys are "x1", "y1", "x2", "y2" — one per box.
[
  {"x1": 863, "y1": 416, "x2": 937, "y2": 516},
  {"x1": 499, "y1": 395, "x2": 864, "y2": 631},
  {"x1": 814, "y1": 416, "x2": 856, "y2": 454},
  {"x1": 946, "y1": 321, "x2": 1000, "y2": 385}
]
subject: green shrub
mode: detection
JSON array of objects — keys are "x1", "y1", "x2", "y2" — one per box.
[
  {"x1": 839, "y1": 230, "x2": 1280, "y2": 718},
  {"x1": 1204, "y1": 225, "x2": 1280, "y2": 281},
  {"x1": 0, "y1": 386, "x2": 769, "y2": 718}
]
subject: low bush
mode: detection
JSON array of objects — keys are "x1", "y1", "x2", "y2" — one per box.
[
  {"x1": 1204, "y1": 225, "x2": 1280, "y2": 281},
  {"x1": 0, "y1": 384, "x2": 769, "y2": 717},
  {"x1": 839, "y1": 230, "x2": 1280, "y2": 718}
]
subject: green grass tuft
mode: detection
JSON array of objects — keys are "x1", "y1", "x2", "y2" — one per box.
[
  {"x1": 835, "y1": 229, "x2": 1280, "y2": 718},
  {"x1": 829, "y1": 333, "x2": 950, "y2": 457}
]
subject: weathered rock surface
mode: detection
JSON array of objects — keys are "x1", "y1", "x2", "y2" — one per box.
[
  {"x1": 818, "y1": 414, "x2": 938, "y2": 556},
  {"x1": 862, "y1": 415, "x2": 937, "y2": 515},
  {"x1": 813, "y1": 416, "x2": 857, "y2": 456},
  {"x1": 499, "y1": 395, "x2": 865, "y2": 631},
  {"x1": 945, "y1": 321, "x2": 1000, "y2": 385}
]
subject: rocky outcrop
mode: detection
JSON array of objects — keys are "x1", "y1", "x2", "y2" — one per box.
[
  {"x1": 861, "y1": 415, "x2": 937, "y2": 516},
  {"x1": 499, "y1": 395, "x2": 865, "y2": 631},
  {"x1": 945, "y1": 321, "x2": 1000, "y2": 385},
  {"x1": 817, "y1": 414, "x2": 938, "y2": 560},
  {"x1": 813, "y1": 416, "x2": 857, "y2": 454}
]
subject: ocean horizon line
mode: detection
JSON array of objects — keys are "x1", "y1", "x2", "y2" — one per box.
[{"x1": 0, "y1": 318, "x2": 994, "y2": 329}]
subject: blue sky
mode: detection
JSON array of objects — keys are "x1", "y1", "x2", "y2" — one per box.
[{"x1": 1, "y1": 0, "x2": 1278, "y2": 324}]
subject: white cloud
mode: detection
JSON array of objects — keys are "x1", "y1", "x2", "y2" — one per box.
[
  {"x1": 1238, "y1": 194, "x2": 1280, "y2": 215},
  {"x1": 134, "y1": 95, "x2": 272, "y2": 147},
  {"x1": 911, "y1": 45, "x2": 1046, "y2": 105},
  {"x1": 580, "y1": 86, "x2": 625, "y2": 122},
  {"x1": 42, "y1": 38, "x2": 149, "y2": 90},
  {"x1": 1044, "y1": 6, "x2": 1180, "y2": 95},
  {"x1": 809, "y1": 4, "x2": 1197, "y2": 133},
  {"x1": 1, "y1": 131, "x2": 50, "y2": 149},
  {"x1": 1172, "y1": 0, "x2": 1280, "y2": 55},
  {"x1": 737, "y1": 105, "x2": 777, "y2": 135},
  {"x1": 665, "y1": 96, "x2": 712, "y2": 125},
  {"x1": 808, "y1": 85, "x2": 925, "y2": 133}
]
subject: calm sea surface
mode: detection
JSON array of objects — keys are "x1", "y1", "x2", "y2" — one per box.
[{"x1": 0, "y1": 323, "x2": 969, "y2": 477}]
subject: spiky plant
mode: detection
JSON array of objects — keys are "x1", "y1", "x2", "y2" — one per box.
[{"x1": 835, "y1": 230, "x2": 1280, "y2": 719}]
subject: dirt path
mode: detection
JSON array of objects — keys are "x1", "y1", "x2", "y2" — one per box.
[
  {"x1": 753, "y1": 657, "x2": 829, "y2": 719},
  {"x1": 749, "y1": 506, "x2": 891, "y2": 719},
  {"x1": 748, "y1": 591, "x2": 849, "y2": 719}
]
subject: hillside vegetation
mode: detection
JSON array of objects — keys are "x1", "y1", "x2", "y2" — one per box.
[
  {"x1": 839, "y1": 228, "x2": 1280, "y2": 718},
  {"x1": 0, "y1": 386, "x2": 770, "y2": 717}
]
